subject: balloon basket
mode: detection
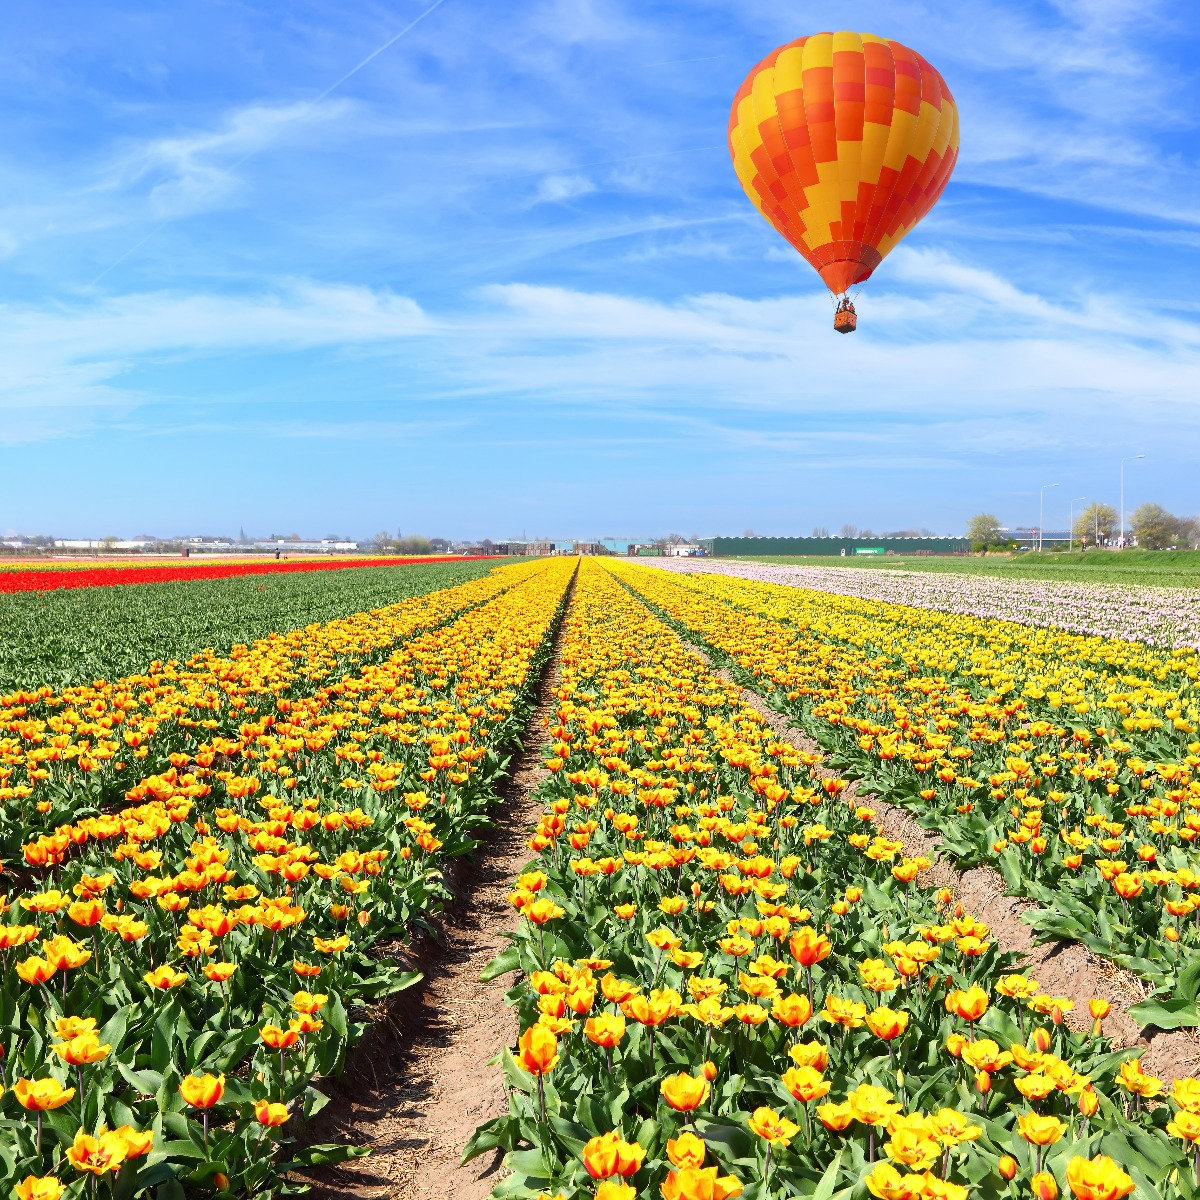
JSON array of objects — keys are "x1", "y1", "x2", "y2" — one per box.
[{"x1": 834, "y1": 308, "x2": 857, "y2": 334}]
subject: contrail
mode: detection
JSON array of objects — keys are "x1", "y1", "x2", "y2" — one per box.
[{"x1": 90, "y1": 0, "x2": 450, "y2": 287}]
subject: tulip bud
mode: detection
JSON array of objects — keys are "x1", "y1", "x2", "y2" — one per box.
[
  {"x1": 1078, "y1": 1088, "x2": 1099, "y2": 1117},
  {"x1": 702, "y1": 1060, "x2": 718, "y2": 1082},
  {"x1": 997, "y1": 1156, "x2": 1018, "y2": 1181},
  {"x1": 214, "y1": 1173, "x2": 230, "y2": 1190},
  {"x1": 1031, "y1": 1170, "x2": 1058, "y2": 1200},
  {"x1": 1032, "y1": 1027, "x2": 1052, "y2": 1052},
  {"x1": 975, "y1": 1070, "x2": 991, "y2": 1094},
  {"x1": 1166, "y1": 927, "x2": 1180, "y2": 942}
]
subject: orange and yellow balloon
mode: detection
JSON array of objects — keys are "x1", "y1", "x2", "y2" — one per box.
[{"x1": 729, "y1": 32, "x2": 959, "y2": 311}]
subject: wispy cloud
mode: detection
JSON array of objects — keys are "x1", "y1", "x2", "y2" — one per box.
[{"x1": 532, "y1": 173, "x2": 596, "y2": 204}]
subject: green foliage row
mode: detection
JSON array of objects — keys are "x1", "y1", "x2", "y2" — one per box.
[{"x1": 0, "y1": 562, "x2": 498, "y2": 694}]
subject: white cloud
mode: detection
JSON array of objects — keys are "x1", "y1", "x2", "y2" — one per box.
[
  {"x1": 532, "y1": 173, "x2": 596, "y2": 204},
  {"x1": 105, "y1": 99, "x2": 355, "y2": 218}
]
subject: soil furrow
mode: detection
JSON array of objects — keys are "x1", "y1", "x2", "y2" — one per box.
[{"x1": 302, "y1": 581, "x2": 572, "y2": 1199}]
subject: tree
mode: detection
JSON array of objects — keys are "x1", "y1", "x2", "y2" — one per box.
[
  {"x1": 839, "y1": 523, "x2": 858, "y2": 538},
  {"x1": 396, "y1": 535, "x2": 432, "y2": 554},
  {"x1": 965, "y1": 513, "x2": 1002, "y2": 549},
  {"x1": 1131, "y1": 503, "x2": 1180, "y2": 550},
  {"x1": 1178, "y1": 516, "x2": 1200, "y2": 550},
  {"x1": 812, "y1": 526, "x2": 829, "y2": 537},
  {"x1": 371, "y1": 530, "x2": 393, "y2": 552},
  {"x1": 1073, "y1": 502, "x2": 1117, "y2": 545}
]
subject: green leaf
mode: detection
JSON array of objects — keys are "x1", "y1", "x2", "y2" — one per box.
[
  {"x1": 1129, "y1": 995, "x2": 1200, "y2": 1031},
  {"x1": 481, "y1": 944, "x2": 522, "y2": 982}
]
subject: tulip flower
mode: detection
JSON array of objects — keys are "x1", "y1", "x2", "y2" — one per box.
[
  {"x1": 1032, "y1": 1171, "x2": 1059, "y2": 1200},
  {"x1": 1065, "y1": 1154, "x2": 1135, "y2": 1200},
  {"x1": 584, "y1": 1013, "x2": 626, "y2": 1049},
  {"x1": 15, "y1": 956, "x2": 56, "y2": 986},
  {"x1": 13, "y1": 1178, "x2": 64, "y2": 1200},
  {"x1": 581, "y1": 1131, "x2": 645, "y2": 1179},
  {"x1": 666, "y1": 1131, "x2": 707, "y2": 1169},
  {"x1": 14, "y1": 1077, "x2": 75, "y2": 1111},
  {"x1": 661, "y1": 1072, "x2": 710, "y2": 1113},
  {"x1": 594, "y1": 1183, "x2": 636, "y2": 1200},
  {"x1": 144, "y1": 964, "x2": 188, "y2": 990},
  {"x1": 997, "y1": 1156, "x2": 1018, "y2": 1181},
  {"x1": 661, "y1": 1166, "x2": 743, "y2": 1200},
  {"x1": 781, "y1": 1066, "x2": 830, "y2": 1104},
  {"x1": 66, "y1": 1127, "x2": 128, "y2": 1176},
  {"x1": 180, "y1": 1073, "x2": 225, "y2": 1108},
  {"x1": 255, "y1": 1098, "x2": 291, "y2": 1127}
]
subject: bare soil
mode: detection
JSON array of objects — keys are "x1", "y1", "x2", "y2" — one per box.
[{"x1": 301, "y1": 613, "x2": 567, "y2": 1199}]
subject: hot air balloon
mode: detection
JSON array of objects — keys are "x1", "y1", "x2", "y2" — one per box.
[{"x1": 728, "y1": 32, "x2": 959, "y2": 332}]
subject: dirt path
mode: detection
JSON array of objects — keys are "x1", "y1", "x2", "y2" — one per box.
[{"x1": 304, "y1": 604, "x2": 567, "y2": 1199}]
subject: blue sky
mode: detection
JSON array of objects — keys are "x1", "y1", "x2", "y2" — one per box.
[{"x1": 0, "y1": 0, "x2": 1196, "y2": 541}]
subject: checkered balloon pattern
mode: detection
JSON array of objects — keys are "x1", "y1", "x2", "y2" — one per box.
[{"x1": 729, "y1": 32, "x2": 960, "y2": 297}]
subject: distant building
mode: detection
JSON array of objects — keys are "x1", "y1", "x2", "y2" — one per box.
[
  {"x1": 1007, "y1": 529, "x2": 1074, "y2": 549},
  {"x1": 663, "y1": 544, "x2": 702, "y2": 557},
  {"x1": 699, "y1": 535, "x2": 970, "y2": 557}
]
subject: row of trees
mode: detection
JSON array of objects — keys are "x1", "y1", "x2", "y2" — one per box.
[
  {"x1": 966, "y1": 503, "x2": 1200, "y2": 552},
  {"x1": 370, "y1": 532, "x2": 444, "y2": 554}
]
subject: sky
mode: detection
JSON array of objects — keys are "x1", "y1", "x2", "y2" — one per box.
[{"x1": 0, "y1": 0, "x2": 1196, "y2": 541}]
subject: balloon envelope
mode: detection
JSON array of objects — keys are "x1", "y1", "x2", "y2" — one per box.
[{"x1": 729, "y1": 32, "x2": 959, "y2": 297}]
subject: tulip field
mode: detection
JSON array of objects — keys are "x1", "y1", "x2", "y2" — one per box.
[
  {"x1": 3, "y1": 555, "x2": 1200, "y2": 1200},
  {"x1": 468, "y1": 559, "x2": 1200, "y2": 1200},
  {"x1": 0, "y1": 557, "x2": 574, "y2": 1199}
]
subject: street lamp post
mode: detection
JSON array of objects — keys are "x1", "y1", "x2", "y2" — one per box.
[
  {"x1": 1038, "y1": 483, "x2": 1059, "y2": 552},
  {"x1": 1069, "y1": 497, "x2": 1086, "y2": 552},
  {"x1": 1119, "y1": 455, "x2": 1145, "y2": 549}
]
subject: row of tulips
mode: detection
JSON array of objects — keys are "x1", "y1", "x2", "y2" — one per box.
[
  {"x1": 0, "y1": 561, "x2": 535, "y2": 861},
  {"x1": 0, "y1": 557, "x2": 485, "y2": 594},
  {"x1": 469, "y1": 558, "x2": 1198, "y2": 1200},
  {"x1": 610, "y1": 562, "x2": 1200, "y2": 1024},
  {"x1": 0, "y1": 557, "x2": 576, "y2": 1198}
]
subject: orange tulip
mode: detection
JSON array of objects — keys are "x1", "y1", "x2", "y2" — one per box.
[
  {"x1": 770, "y1": 993, "x2": 812, "y2": 1028},
  {"x1": 179, "y1": 1073, "x2": 225, "y2": 1109},
  {"x1": 948, "y1": 986, "x2": 989, "y2": 1022},
  {"x1": 1032, "y1": 1172, "x2": 1059, "y2": 1200},
  {"x1": 260, "y1": 1025, "x2": 299, "y2": 1051},
  {"x1": 666, "y1": 1131, "x2": 707, "y2": 1169},
  {"x1": 865, "y1": 1007, "x2": 909, "y2": 1041},
  {"x1": 788, "y1": 927, "x2": 832, "y2": 968},
  {"x1": 144, "y1": 965, "x2": 188, "y2": 990},
  {"x1": 1065, "y1": 1155, "x2": 1134, "y2": 1200},
  {"x1": 255, "y1": 1099, "x2": 291, "y2": 1127},
  {"x1": 516, "y1": 1025, "x2": 558, "y2": 1076},
  {"x1": 997, "y1": 1156, "x2": 1018, "y2": 1181},
  {"x1": 584, "y1": 1013, "x2": 626, "y2": 1048},
  {"x1": 15, "y1": 957, "x2": 56, "y2": 986},
  {"x1": 65, "y1": 1128, "x2": 128, "y2": 1176},
  {"x1": 52, "y1": 1034, "x2": 111, "y2": 1066},
  {"x1": 582, "y1": 1131, "x2": 645, "y2": 1179},
  {"x1": 13, "y1": 1177, "x2": 64, "y2": 1200},
  {"x1": 661, "y1": 1072, "x2": 710, "y2": 1112},
  {"x1": 781, "y1": 1066, "x2": 830, "y2": 1104},
  {"x1": 661, "y1": 1166, "x2": 744, "y2": 1200},
  {"x1": 14, "y1": 1078, "x2": 75, "y2": 1111}
]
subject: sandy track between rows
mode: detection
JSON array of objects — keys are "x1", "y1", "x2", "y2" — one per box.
[{"x1": 302, "y1": 589, "x2": 569, "y2": 1200}]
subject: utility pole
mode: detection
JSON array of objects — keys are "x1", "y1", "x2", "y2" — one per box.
[{"x1": 1119, "y1": 455, "x2": 1144, "y2": 549}]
